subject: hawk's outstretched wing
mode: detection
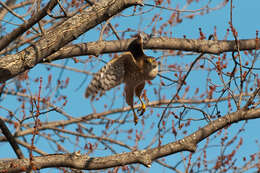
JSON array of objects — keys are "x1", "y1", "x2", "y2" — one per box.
[{"x1": 85, "y1": 53, "x2": 137, "y2": 100}]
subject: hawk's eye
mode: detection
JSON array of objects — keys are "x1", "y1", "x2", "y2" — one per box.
[{"x1": 145, "y1": 58, "x2": 153, "y2": 64}]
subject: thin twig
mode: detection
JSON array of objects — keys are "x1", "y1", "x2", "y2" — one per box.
[
  {"x1": 57, "y1": 0, "x2": 68, "y2": 17},
  {"x1": 0, "y1": 1, "x2": 26, "y2": 22},
  {"x1": 230, "y1": 0, "x2": 243, "y2": 109},
  {"x1": 88, "y1": 0, "x2": 121, "y2": 40},
  {"x1": 0, "y1": 117, "x2": 24, "y2": 159},
  {"x1": 243, "y1": 87, "x2": 260, "y2": 110},
  {"x1": 158, "y1": 53, "x2": 205, "y2": 129},
  {"x1": 108, "y1": 23, "x2": 121, "y2": 40}
]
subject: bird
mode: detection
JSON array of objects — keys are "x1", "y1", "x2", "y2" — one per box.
[{"x1": 85, "y1": 34, "x2": 158, "y2": 124}]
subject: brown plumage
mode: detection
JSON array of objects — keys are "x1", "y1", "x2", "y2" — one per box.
[{"x1": 85, "y1": 34, "x2": 158, "y2": 124}]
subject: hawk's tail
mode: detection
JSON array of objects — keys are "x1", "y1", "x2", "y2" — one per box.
[
  {"x1": 85, "y1": 74, "x2": 102, "y2": 100},
  {"x1": 85, "y1": 62, "x2": 124, "y2": 100}
]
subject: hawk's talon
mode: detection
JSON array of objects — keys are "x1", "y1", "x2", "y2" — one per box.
[{"x1": 137, "y1": 103, "x2": 146, "y2": 116}]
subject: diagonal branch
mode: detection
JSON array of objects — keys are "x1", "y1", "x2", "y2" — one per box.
[
  {"x1": 0, "y1": 0, "x2": 16, "y2": 14},
  {"x1": 0, "y1": 117, "x2": 24, "y2": 159},
  {"x1": 0, "y1": 0, "x2": 58, "y2": 51},
  {"x1": 0, "y1": 0, "x2": 144, "y2": 83},
  {"x1": 0, "y1": 108, "x2": 259, "y2": 172}
]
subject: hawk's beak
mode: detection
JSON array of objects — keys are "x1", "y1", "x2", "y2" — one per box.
[
  {"x1": 135, "y1": 0, "x2": 144, "y2": 6},
  {"x1": 139, "y1": 1, "x2": 144, "y2": 6},
  {"x1": 147, "y1": 58, "x2": 152, "y2": 63}
]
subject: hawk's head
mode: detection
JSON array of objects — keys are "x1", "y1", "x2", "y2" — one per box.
[{"x1": 143, "y1": 56, "x2": 158, "y2": 80}]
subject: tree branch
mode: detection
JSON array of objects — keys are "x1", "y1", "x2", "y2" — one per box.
[
  {"x1": 0, "y1": 117, "x2": 24, "y2": 159},
  {"x1": 43, "y1": 38, "x2": 260, "y2": 62},
  {"x1": 0, "y1": 91, "x2": 253, "y2": 142},
  {"x1": 0, "y1": 0, "x2": 144, "y2": 83},
  {"x1": 0, "y1": 0, "x2": 58, "y2": 51},
  {"x1": 0, "y1": 108, "x2": 259, "y2": 172}
]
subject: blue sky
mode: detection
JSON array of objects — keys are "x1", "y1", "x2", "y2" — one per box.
[{"x1": 1, "y1": 0, "x2": 260, "y2": 172}]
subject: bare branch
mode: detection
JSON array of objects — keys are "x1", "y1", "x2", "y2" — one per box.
[
  {"x1": 0, "y1": 117, "x2": 24, "y2": 159},
  {"x1": 0, "y1": 0, "x2": 58, "y2": 51},
  {"x1": 0, "y1": 0, "x2": 144, "y2": 83},
  {"x1": 0, "y1": 91, "x2": 253, "y2": 142},
  {"x1": 44, "y1": 38, "x2": 260, "y2": 62},
  {"x1": 1, "y1": 108, "x2": 259, "y2": 172}
]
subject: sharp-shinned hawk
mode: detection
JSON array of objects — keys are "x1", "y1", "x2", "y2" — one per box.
[{"x1": 85, "y1": 34, "x2": 158, "y2": 124}]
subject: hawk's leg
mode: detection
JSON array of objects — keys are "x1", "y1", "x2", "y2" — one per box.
[
  {"x1": 135, "y1": 82, "x2": 146, "y2": 117},
  {"x1": 125, "y1": 84, "x2": 138, "y2": 125},
  {"x1": 137, "y1": 96, "x2": 146, "y2": 116},
  {"x1": 131, "y1": 107, "x2": 138, "y2": 125}
]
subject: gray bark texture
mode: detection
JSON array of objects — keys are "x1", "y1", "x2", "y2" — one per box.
[
  {"x1": 0, "y1": 108, "x2": 259, "y2": 172},
  {"x1": 0, "y1": 0, "x2": 143, "y2": 83},
  {"x1": 44, "y1": 38, "x2": 260, "y2": 62}
]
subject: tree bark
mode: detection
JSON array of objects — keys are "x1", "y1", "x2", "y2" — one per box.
[
  {"x1": 0, "y1": 0, "x2": 143, "y2": 83},
  {"x1": 44, "y1": 38, "x2": 260, "y2": 62},
  {"x1": 0, "y1": 108, "x2": 259, "y2": 172},
  {"x1": 0, "y1": 0, "x2": 58, "y2": 51}
]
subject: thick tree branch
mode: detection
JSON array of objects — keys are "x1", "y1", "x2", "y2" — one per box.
[
  {"x1": 0, "y1": 108, "x2": 259, "y2": 172},
  {"x1": 44, "y1": 38, "x2": 260, "y2": 62},
  {"x1": 0, "y1": 0, "x2": 144, "y2": 83},
  {"x1": 0, "y1": 0, "x2": 58, "y2": 51}
]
